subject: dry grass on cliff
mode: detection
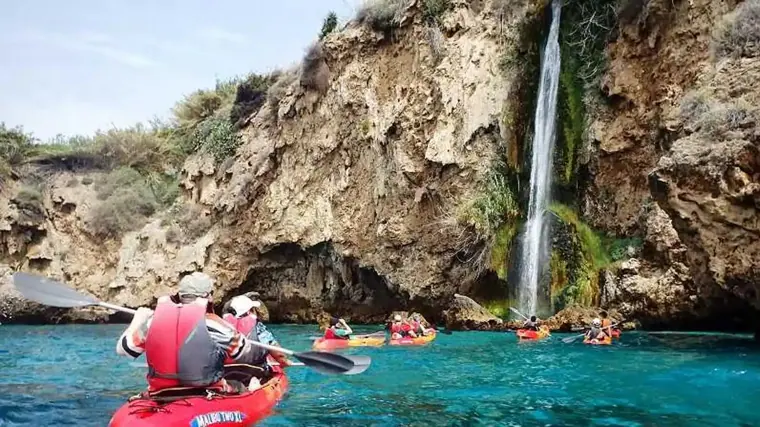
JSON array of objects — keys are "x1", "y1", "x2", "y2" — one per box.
[
  {"x1": 712, "y1": 0, "x2": 760, "y2": 60},
  {"x1": 87, "y1": 168, "x2": 161, "y2": 237},
  {"x1": 267, "y1": 68, "x2": 299, "y2": 111},
  {"x1": 12, "y1": 185, "x2": 45, "y2": 223},
  {"x1": 356, "y1": 0, "x2": 407, "y2": 32},
  {"x1": 162, "y1": 204, "x2": 212, "y2": 243},
  {"x1": 679, "y1": 90, "x2": 757, "y2": 137},
  {"x1": 300, "y1": 42, "x2": 330, "y2": 92}
]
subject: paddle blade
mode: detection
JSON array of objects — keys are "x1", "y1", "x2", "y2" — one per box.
[
  {"x1": 293, "y1": 351, "x2": 371, "y2": 375},
  {"x1": 562, "y1": 334, "x2": 584, "y2": 344},
  {"x1": 12, "y1": 272, "x2": 98, "y2": 308},
  {"x1": 509, "y1": 307, "x2": 528, "y2": 320}
]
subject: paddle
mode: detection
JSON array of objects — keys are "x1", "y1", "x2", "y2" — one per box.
[
  {"x1": 12, "y1": 271, "x2": 136, "y2": 314},
  {"x1": 562, "y1": 322, "x2": 620, "y2": 343},
  {"x1": 12, "y1": 272, "x2": 372, "y2": 376},
  {"x1": 509, "y1": 307, "x2": 529, "y2": 321}
]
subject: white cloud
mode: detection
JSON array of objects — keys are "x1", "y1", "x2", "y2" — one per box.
[{"x1": 17, "y1": 29, "x2": 157, "y2": 69}]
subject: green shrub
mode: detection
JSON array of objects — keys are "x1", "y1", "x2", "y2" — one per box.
[
  {"x1": 607, "y1": 236, "x2": 642, "y2": 261},
  {"x1": 192, "y1": 116, "x2": 241, "y2": 162},
  {"x1": 230, "y1": 73, "x2": 275, "y2": 128},
  {"x1": 173, "y1": 83, "x2": 236, "y2": 131},
  {"x1": 319, "y1": 11, "x2": 338, "y2": 40},
  {"x1": 357, "y1": 0, "x2": 407, "y2": 32},
  {"x1": 300, "y1": 42, "x2": 329, "y2": 92},
  {"x1": 712, "y1": 0, "x2": 760, "y2": 60},
  {"x1": 549, "y1": 203, "x2": 609, "y2": 270},
  {"x1": 0, "y1": 123, "x2": 36, "y2": 178},
  {"x1": 483, "y1": 299, "x2": 515, "y2": 319},
  {"x1": 422, "y1": 0, "x2": 450, "y2": 24},
  {"x1": 459, "y1": 170, "x2": 520, "y2": 237}
]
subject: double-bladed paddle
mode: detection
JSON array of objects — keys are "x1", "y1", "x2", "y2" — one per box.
[
  {"x1": 562, "y1": 322, "x2": 620, "y2": 343},
  {"x1": 12, "y1": 272, "x2": 372, "y2": 376}
]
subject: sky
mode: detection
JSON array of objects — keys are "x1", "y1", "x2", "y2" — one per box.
[{"x1": 0, "y1": 0, "x2": 362, "y2": 140}]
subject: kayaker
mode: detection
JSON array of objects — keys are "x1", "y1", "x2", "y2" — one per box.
[
  {"x1": 522, "y1": 315, "x2": 540, "y2": 331},
  {"x1": 223, "y1": 295, "x2": 291, "y2": 390},
  {"x1": 324, "y1": 316, "x2": 353, "y2": 340},
  {"x1": 600, "y1": 310, "x2": 614, "y2": 333},
  {"x1": 390, "y1": 314, "x2": 417, "y2": 340},
  {"x1": 115, "y1": 272, "x2": 258, "y2": 395},
  {"x1": 411, "y1": 313, "x2": 430, "y2": 336},
  {"x1": 585, "y1": 318, "x2": 608, "y2": 341}
]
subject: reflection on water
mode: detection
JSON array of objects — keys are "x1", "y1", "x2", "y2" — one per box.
[{"x1": 0, "y1": 324, "x2": 758, "y2": 426}]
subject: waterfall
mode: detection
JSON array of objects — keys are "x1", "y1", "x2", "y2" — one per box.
[{"x1": 516, "y1": 0, "x2": 562, "y2": 317}]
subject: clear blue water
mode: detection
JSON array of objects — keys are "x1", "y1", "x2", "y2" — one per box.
[{"x1": 1, "y1": 325, "x2": 759, "y2": 426}]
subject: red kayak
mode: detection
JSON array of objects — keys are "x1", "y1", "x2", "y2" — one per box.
[
  {"x1": 516, "y1": 326, "x2": 550, "y2": 340},
  {"x1": 108, "y1": 365, "x2": 288, "y2": 427},
  {"x1": 611, "y1": 329, "x2": 621, "y2": 339}
]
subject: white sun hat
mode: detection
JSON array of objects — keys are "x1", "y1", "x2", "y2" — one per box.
[{"x1": 229, "y1": 295, "x2": 261, "y2": 318}]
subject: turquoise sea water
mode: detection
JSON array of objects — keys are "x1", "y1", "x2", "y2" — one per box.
[{"x1": 0, "y1": 325, "x2": 759, "y2": 426}]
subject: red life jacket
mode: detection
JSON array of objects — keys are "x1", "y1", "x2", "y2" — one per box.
[
  {"x1": 324, "y1": 328, "x2": 338, "y2": 339},
  {"x1": 144, "y1": 297, "x2": 223, "y2": 391},
  {"x1": 223, "y1": 313, "x2": 256, "y2": 336},
  {"x1": 223, "y1": 313, "x2": 256, "y2": 365},
  {"x1": 391, "y1": 323, "x2": 403, "y2": 334}
]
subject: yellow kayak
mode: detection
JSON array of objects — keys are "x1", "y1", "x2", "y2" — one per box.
[
  {"x1": 312, "y1": 335, "x2": 386, "y2": 350},
  {"x1": 390, "y1": 331, "x2": 437, "y2": 346}
]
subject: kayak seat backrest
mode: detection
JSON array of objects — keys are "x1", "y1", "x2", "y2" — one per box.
[{"x1": 222, "y1": 363, "x2": 268, "y2": 384}]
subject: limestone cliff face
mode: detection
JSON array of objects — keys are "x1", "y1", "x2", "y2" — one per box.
[
  {"x1": 583, "y1": 0, "x2": 760, "y2": 328},
  {"x1": 1, "y1": 0, "x2": 539, "y2": 324}
]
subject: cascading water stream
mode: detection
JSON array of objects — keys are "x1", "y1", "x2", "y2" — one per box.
[{"x1": 516, "y1": 0, "x2": 562, "y2": 317}]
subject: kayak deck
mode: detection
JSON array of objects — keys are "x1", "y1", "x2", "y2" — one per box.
[
  {"x1": 108, "y1": 366, "x2": 288, "y2": 427},
  {"x1": 516, "y1": 326, "x2": 551, "y2": 340},
  {"x1": 313, "y1": 335, "x2": 386, "y2": 350}
]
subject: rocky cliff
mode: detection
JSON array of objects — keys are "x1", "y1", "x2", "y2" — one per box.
[
  {"x1": 581, "y1": 0, "x2": 759, "y2": 330},
  {"x1": 2, "y1": 0, "x2": 758, "y2": 332},
  {"x1": 1, "y1": 0, "x2": 540, "y2": 326}
]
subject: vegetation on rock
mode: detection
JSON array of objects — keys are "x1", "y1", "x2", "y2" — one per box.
[
  {"x1": 319, "y1": 11, "x2": 338, "y2": 40},
  {"x1": 548, "y1": 203, "x2": 641, "y2": 310},
  {"x1": 356, "y1": 0, "x2": 408, "y2": 33},
  {"x1": 711, "y1": 0, "x2": 760, "y2": 60}
]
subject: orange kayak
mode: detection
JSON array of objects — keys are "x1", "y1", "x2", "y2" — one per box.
[
  {"x1": 584, "y1": 336, "x2": 612, "y2": 345},
  {"x1": 390, "y1": 331, "x2": 436, "y2": 346}
]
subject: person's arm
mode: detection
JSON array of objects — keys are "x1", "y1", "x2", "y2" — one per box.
[
  {"x1": 115, "y1": 307, "x2": 152, "y2": 358},
  {"x1": 339, "y1": 319, "x2": 352, "y2": 335},
  {"x1": 205, "y1": 314, "x2": 251, "y2": 361},
  {"x1": 256, "y1": 322, "x2": 291, "y2": 366}
]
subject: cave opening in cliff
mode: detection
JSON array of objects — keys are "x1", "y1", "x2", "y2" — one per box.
[{"x1": 233, "y1": 242, "x2": 405, "y2": 324}]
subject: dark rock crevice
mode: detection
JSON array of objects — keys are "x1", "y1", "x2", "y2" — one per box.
[{"x1": 233, "y1": 242, "x2": 404, "y2": 323}]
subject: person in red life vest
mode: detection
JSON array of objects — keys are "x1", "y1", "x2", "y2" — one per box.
[
  {"x1": 222, "y1": 295, "x2": 291, "y2": 390},
  {"x1": 389, "y1": 314, "x2": 418, "y2": 340},
  {"x1": 410, "y1": 313, "x2": 431, "y2": 336},
  {"x1": 115, "y1": 272, "x2": 257, "y2": 394},
  {"x1": 323, "y1": 316, "x2": 353, "y2": 340}
]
